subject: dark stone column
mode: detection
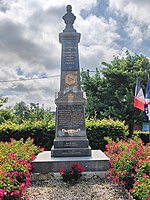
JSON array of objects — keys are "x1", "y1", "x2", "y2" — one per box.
[{"x1": 51, "y1": 5, "x2": 91, "y2": 157}]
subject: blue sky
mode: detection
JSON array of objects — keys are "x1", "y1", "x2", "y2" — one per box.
[{"x1": 0, "y1": 0, "x2": 150, "y2": 110}]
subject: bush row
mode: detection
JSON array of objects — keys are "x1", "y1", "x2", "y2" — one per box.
[
  {"x1": 105, "y1": 137, "x2": 150, "y2": 200},
  {"x1": 0, "y1": 119, "x2": 127, "y2": 150},
  {"x1": 0, "y1": 120, "x2": 55, "y2": 151},
  {"x1": 133, "y1": 131, "x2": 150, "y2": 144},
  {"x1": 86, "y1": 118, "x2": 127, "y2": 150}
]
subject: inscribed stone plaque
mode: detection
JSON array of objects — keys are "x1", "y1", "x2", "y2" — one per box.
[
  {"x1": 61, "y1": 40, "x2": 79, "y2": 71},
  {"x1": 58, "y1": 105, "x2": 85, "y2": 129},
  {"x1": 57, "y1": 105, "x2": 85, "y2": 137}
]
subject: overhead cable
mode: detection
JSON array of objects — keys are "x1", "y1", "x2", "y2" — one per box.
[{"x1": 0, "y1": 75, "x2": 60, "y2": 83}]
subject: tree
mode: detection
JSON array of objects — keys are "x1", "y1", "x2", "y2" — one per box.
[
  {"x1": 13, "y1": 101, "x2": 29, "y2": 123},
  {"x1": 81, "y1": 51, "x2": 150, "y2": 136},
  {"x1": 0, "y1": 109, "x2": 15, "y2": 124},
  {"x1": 0, "y1": 96, "x2": 8, "y2": 108},
  {"x1": 13, "y1": 101, "x2": 52, "y2": 123}
]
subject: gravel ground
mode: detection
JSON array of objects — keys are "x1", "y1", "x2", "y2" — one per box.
[{"x1": 27, "y1": 174, "x2": 133, "y2": 200}]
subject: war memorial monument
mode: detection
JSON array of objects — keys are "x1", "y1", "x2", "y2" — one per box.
[{"x1": 33, "y1": 5, "x2": 110, "y2": 175}]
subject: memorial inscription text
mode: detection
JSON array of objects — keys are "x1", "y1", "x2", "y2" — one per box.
[
  {"x1": 62, "y1": 40, "x2": 78, "y2": 70},
  {"x1": 58, "y1": 105, "x2": 85, "y2": 129}
]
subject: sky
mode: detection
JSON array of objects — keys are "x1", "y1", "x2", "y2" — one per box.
[{"x1": 0, "y1": 0, "x2": 150, "y2": 111}]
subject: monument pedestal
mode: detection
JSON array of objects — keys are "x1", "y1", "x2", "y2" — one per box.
[
  {"x1": 51, "y1": 137, "x2": 91, "y2": 157},
  {"x1": 53, "y1": 92, "x2": 92, "y2": 157},
  {"x1": 32, "y1": 150, "x2": 110, "y2": 175},
  {"x1": 51, "y1": 146, "x2": 92, "y2": 157}
]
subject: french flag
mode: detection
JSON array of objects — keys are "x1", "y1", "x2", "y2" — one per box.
[{"x1": 134, "y1": 77, "x2": 145, "y2": 111}]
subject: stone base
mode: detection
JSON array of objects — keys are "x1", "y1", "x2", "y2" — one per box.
[
  {"x1": 53, "y1": 137, "x2": 89, "y2": 148},
  {"x1": 32, "y1": 150, "x2": 110, "y2": 174},
  {"x1": 51, "y1": 145, "x2": 91, "y2": 157},
  {"x1": 51, "y1": 137, "x2": 91, "y2": 157}
]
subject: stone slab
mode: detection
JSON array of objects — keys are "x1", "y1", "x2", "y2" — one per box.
[
  {"x1": 32, "y1": 150, "x2": 110, "y2": 173},
  {"x1": 53, "y1": 138, "x2": 89, "y2": 148},
  {"x1": 51, "y1": 145, "x2": 91, "y2": 157},
  {"x1": 55, "y1": 104, "x2": 86, "y2": 137}
]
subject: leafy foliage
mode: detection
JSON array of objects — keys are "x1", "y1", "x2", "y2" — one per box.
[
  {"x1": 60, "y1": 164, "x2": 84, "y2": 183},
  {"x1": 0, "y1": 120, "x2": 55, "y2": 151},
  {"x1": 105, "y1": 137, "x2": 150, "y2": 200},
  {"x1": 0, "y1": 138, "x2": 43, "y2": 199},
  {"x1": 0, "y1": 119, "x2": 127, "y2": 151},
  {"x1": 133, "y1": 131, "x2": 150, "y2": 144},
  {"x1": 0, "y1": 110, "x2": 15, "y2": 124},
  {"x1": 0, "y1": 96, "x2": 8, "y2": 108},
  {"x1": 12, "y1": 101, "x2": 52, "y2": 124},
  {"x1": 86, "y1": 118, "x2": 127, "y2": 151},
  {"x1": 0, "y1": 101, "x2": 52, "y2": 125},
  {"x1": 81, "y1": 51, "x2": 150, "y2": 136},
  {"x1": 132, "y1": 158, "x2": 150, "y2": 200}
]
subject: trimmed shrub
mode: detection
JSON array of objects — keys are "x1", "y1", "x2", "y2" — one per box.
[
  {"x1": 133, "y1": 131, "x2": 150, "y2": 144},
  {"x1": 132, "y1": 158, "x2": 150, "y2": 200},
  {"x1": 0, "y1": 118, "x2": 127, "y2": 150},
  {"x1": 86, "y1": 118, "x2": 127, "y2": 150},
  {"x1": 105, "y1": 137, "x2": 150, "y2": 200},
  {"x1": 0, "y1": 120, "x2": 55, "y2": 150},
  {"x1": 0, "y1": 138, "x2": 43, "y2": 199}
]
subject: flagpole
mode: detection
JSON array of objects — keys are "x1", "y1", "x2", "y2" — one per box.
[
  {"x1": 149, "y1": 120, "x2": 150, "y2": 142},
  {"x1": 148, "y1": 73, "x2": 150, "y2": 142},
  {"x1": 145, "y1": 75, "x2": 150, "y2": 142},
  {"x1": 148, "y1": 74, "x2": 150, "y2": 142}
]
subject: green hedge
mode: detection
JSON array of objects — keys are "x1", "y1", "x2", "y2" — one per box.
[
  {"x1": 0, "y1": 119, "x2": 127, "y2": 150},
  {"x1": 86, "y1": 118, "x2": 127, "y2": 150},
  {"x1": 133, "y1": 131, "x2": 150, "y2": 144},
  {"x1": 0, "y1": 120, "x2": 55, "y2": 150}
]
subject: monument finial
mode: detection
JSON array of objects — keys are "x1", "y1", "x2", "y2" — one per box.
[
  {"x1": 66, "y1": 5, "x2": 72, "y2": 12},
  {"x1": 62, "y1": 5, "x2": 76, "y2": 32}
]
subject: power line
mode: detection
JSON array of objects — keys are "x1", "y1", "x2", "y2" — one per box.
[{"x1": 0, "y1": 75, "x2": 60, "y2": 83}]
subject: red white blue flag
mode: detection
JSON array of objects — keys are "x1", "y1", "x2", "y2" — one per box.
[{"x1": 134, "y1": 77, "x2": 145, "y2": 111}]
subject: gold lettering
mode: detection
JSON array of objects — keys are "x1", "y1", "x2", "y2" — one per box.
[{"x1": 62, "y1": 129, "x2": 80, "y2": 133}]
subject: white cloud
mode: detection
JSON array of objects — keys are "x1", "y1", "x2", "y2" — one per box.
[
  {"x1": 1, "y1": 75, "x2": 60, "y2": 110},
  {"x1": 126, "y1": 23, "x2": 143, "y2": 46},
  {"x1": 78, "y1": 15, "x2": 119, "y2": 45},
  {"x1": 146, "y1": 24, "x2": 150, "y2": 38},
  {"x1": 80, "y1": 44, "x2": 118, "y2": 71},
  {"x1": 108, "y1": 0, "x2": 150, "y2": 50},
  {"x1": 109, "y1": 0, "x2": 150, "y2": 24},
  {"x1": 77, "y1": 14, "x2": 120, "y2": 70}
]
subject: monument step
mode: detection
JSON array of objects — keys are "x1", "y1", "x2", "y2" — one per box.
[
  {"x1": 32, "y1": 150, "x2": 110, "y2": 173},
  {"x1": 53, "y1": 138, "x2": 89, "y2": 148},
  {"x1": 51, "y1": 145, "x2": 91, "y2": 157}
]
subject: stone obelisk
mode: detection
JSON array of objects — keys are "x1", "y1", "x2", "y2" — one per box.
[
  {"x1": 51, "y1": 5, "x2": 91, "y2": 157},
  {"x1": 32, "y1": 6, "x2": 110, "y2": 175}
]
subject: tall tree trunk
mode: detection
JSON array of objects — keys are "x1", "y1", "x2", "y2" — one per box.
[{"x1": 128, "y1": 123, "x2": 134, "y2": 138}]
